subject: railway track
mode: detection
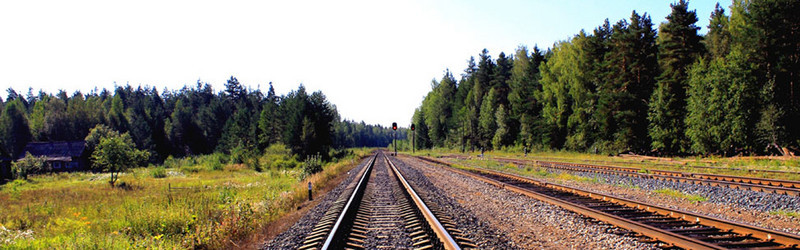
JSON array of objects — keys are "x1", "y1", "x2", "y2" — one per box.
[
  {"x1": 449, "y1": 156, "x2": 800, "y2": 196},
  {"x1": 420, "y1": 156, "x2": 800, "y2": 250},
  {"x1": 299, "y1": 152, "x2": 474, "y2": 249}
]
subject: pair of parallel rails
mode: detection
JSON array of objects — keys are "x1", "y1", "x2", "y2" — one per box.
[
  {"x1": 300, "y1": 152, "x2": 469, "y2": 250},
  {"x1": 450, "y1": 156, "x2": 800, "y2": 196},
  {"x1": 421, "y1": 156, "x2": 800, "y2": 250}
]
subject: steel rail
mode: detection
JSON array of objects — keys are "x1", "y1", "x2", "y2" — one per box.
[
  {"x1": 467, "y1": 154, "x2": 800, "y2": 175},
  {"x1": 485, "y1": 157, "x2": 800, "y2": 196},
  {"x1": 419, "y1": 156, "x2": 800, "y2": 250},
  {"x1": 320, "y1": 153, "x2": 377, "y2": 249},
  {"x1": 384, "y1": 154, "x2": 461, "y2": 250}
]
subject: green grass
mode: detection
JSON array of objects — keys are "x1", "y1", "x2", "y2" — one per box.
[
  {"x1": 447, "y1": 158, "x2": 602, "y2": 184},
  {"x1": 0, "y1": 148, "x2": 373, "y2": 248},
  {"x1": 653, "y1": 188, "x2": 708, "y2": 203},
  {"x1": 769, "y1": 210, "x2": 800, "y2": 218}
]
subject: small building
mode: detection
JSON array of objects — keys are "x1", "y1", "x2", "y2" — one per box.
[{"x1": 17, "y1": 141, "x2": 89, "y2": 171}]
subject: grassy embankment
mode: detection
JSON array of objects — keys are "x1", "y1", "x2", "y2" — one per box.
[{"x1": 0, "y1": 146, "x2": 373, "y2": 248}]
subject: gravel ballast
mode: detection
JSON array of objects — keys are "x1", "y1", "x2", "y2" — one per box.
[
  {"x1": 465, "y1": 157, "x2": 800, "y2": 236},
  {"x1": 394, "y1": 155, "x2": 657, "y2": 249},
  {"x1": 262, "y1": 157, "x2": 370, "y2": 249}
]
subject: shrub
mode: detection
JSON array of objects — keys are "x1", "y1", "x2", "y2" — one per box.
[
  {"x1": 179, "y1": 165, "x2": 201, "y2": 174},
  {"x1": 302, "y1": 155, "x2": 323, "y2": 178},
  {"x1": 229, "y1": 145, "x2": 249, "y2": 164},
  {"x1": 12, "y1": 153, "x2": 48, "y2": 180},
  {"x1": 151, "y1": 166, "x2": 167, "y2": 178},
  {"x1": 270, "y1": 158, "x2": 299, "y2": 169},
  {"x1": 263, "y1": 144, "x2": 299, "y2": 170},
  {"x1": 245, "y1": 155, "x2": 263, "y2": 172},
  {"x1": 200, "y1": 153, "x2": 225, "y2": 171}
]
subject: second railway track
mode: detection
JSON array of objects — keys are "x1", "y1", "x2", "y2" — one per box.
[
  {"x1": 449, "y1": 156, "x2": 800, "y2": 196},
  {"x1": 421, "y1": 156, "x2": 800, "y2": 249},
  {"x1": 299, "y1": 152, "x2": 475, "y2": 249}
]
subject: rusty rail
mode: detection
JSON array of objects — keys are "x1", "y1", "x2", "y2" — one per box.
[
  {"x1": 384, "y1": 153, "x2": 460, "y2": 250},
  {"x1": 419, "y1": 156, "x2": 800, "y2": 250},
  {"x1": 475, "y1": 157, "x2": 800, "y2": 196},
  {"x1": 304, "y1": 152, "x2": 462, "y2": 249}
]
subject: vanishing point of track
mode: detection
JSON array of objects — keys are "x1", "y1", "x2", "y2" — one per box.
[
  {"x1": 299, "y1": 152, "x2": 474, "y2": 249},
  {"x1": 421, "y1": 156, "x2": 800, "y2": 249}
]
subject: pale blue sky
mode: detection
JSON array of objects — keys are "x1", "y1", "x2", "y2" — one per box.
[{"x1": 1, "y1": 0, "x2": 723, "y2": 127}]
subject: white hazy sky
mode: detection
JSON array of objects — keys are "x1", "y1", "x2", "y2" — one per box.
[{"x1": 0, "y1": 0, "x2": 722, "y2": 127}]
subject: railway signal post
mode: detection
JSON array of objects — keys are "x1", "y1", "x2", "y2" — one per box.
[
  {"x1": 410, "y1": 124, "x2": 415, "y2": 154},
  {"x1": 392, "y1": 122, "x2": 398, "y2": 156}
]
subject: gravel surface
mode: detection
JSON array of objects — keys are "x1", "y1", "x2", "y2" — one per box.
[
  {"x1": 262, "y1": 157, "x2": 370, "y2": 249},
  {"x1": 394, "y1": 155, "x2": 656, "y2": 249},
  {"x1": 550, "y1": 168, "x2": 800, "y2": 235},
  {"x1": 357, "y1": 157, "x2": 414, "y2": 248},
  {"x1": 466, "y1": 158, "x2": 800, "y2": 236}
]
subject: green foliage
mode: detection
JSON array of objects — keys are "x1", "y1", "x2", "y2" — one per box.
[
  {"x1": 91, "y1": 133, "x2": 150, "y2": 186},
  {"x1": 492, "y1": 105, "x2": 511, "y2": 148},
  {"x1": 769, "y1": 210, "x2": 800, "y2": 218},
  {"x1": 263, "y1": 143, "x2": 299, "y2": 169},
  {"x1": 421, "y1": 71, "x2": 456, "y2": 147},
  {"x1": 686, "y1": 50, "x2": 757, "y2": 155},
  {"x1": 406, "y1": 1, "x2": 800, "y2": 156},
  {"x1": 478, "y1": 88, "x2": 498, "y2": 149},
  {"x1": 648, "y1": 0, "x2": 703, "y2": 154},
  {"x1": 0, "y1": 150, "x2": 369, "y2": 249},
  {"x1": 654, "y1": 188, "x2": 708, "y2": 203},
  {"x1": 597, "y1": 11, "x2": 659, "y2": 153},
  {"x1": 508, "y1": 46, "x2": 545, "y2": 147},
  {"x1": 150, "y1": 166, "x2": 167, "y2": 178},
  {"x1": 245, "y1": 155, "x2": 263, "y2": 172},
  {"x1": 206, "y1": 154, "x2": 225, "y2": 171},
  {"x1": 85, "y1": 124, "x2": 121, "y2": 158},
  {"x1": 539, "y1": 40, "x2": 574, "y2": 149},
  {"x1": 705, "y1": 3, "x2": 731, "y2": 59},
  {"x1": 0, "y1": 99, "x2": 32, "y2": 158},
  {"x1": 301, "y1": 155, "x2": 323, "y2": 179},
  {"x1": 12, "y1": 153, "x2": 48, "y2": 180}
]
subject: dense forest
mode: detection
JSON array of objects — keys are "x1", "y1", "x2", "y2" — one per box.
[
  {"x1": 411, "y1": 0, "x2": 799, "y2": 156},
  {"x1": 0, "y1": 77, "x2": 399, "y2": 163}
]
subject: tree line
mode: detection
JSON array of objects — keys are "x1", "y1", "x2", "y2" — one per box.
[
  {"x1": 0, "y1": 77, "x2": 398, "y2": 165},
  {"x1": 412, "y1": 0, "x2": 799, "y2": 156}
]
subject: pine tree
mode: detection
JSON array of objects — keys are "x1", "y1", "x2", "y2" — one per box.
[
  {"x1": 740, "y1": 0, "x2": 800, "y2": 151},
  {"x1": 107, "y1": 95, "x2": 128, "y2": 133},
  {"x1": 473, "y1": 49, "x2": 494, "y2": 111},
  {"x1": 491, "y1": 52, "x2": 512, "y2": 108},
  {"x1": 411, "y1": 108, "x2": 430, "y2": 149},
  {"x1": 705, "y1": 3, "x2": 730, "y2": 59},
  {"x1": 0, "y1": 99, "x2": 32, "y2": 158},
  {"x1": 508, "y1": 46, "x2": 545, "y2": 146},
  {"x1": 597, "y1": 11, "x2": 658, "y2": 153},
  {"x1": 648, "y1": 0, "x2": 703, "y2": 154},
  {"x1": 258, "y1": 83, "x2": 282, "y2": 149}
]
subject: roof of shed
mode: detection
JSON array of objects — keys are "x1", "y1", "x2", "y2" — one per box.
[{"x1": 18, "y1": 141, "x2": 86, "y2": 160}]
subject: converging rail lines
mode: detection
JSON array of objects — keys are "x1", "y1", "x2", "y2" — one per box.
[{"x1": 299, "y1": 152, "x2": 474, "y2": 249}]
